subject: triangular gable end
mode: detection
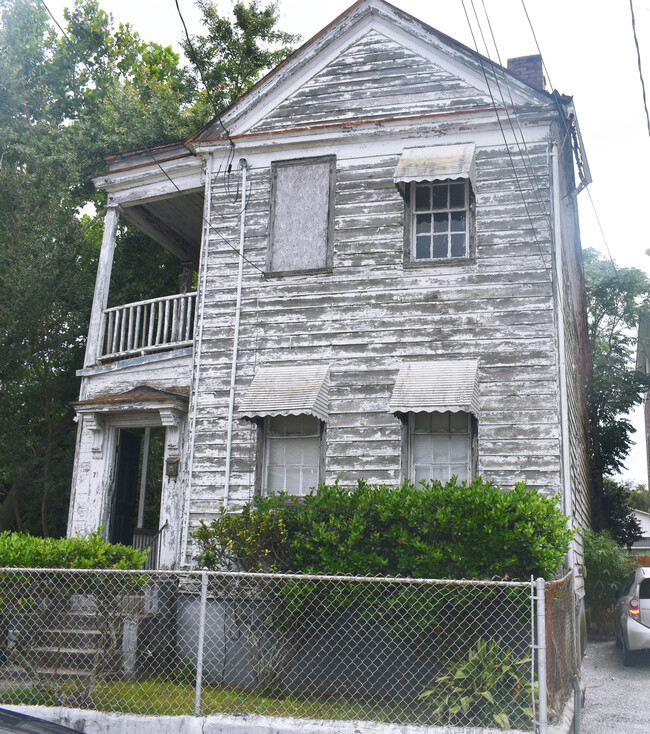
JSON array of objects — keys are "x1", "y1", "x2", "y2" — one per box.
[{"x1": 189, "y1": 0, "x2": 552, "y2": 145}]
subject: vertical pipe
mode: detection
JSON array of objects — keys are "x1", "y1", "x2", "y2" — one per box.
[
  {"x1": 536, "y1": 577, "x2": 548, "y2": 734},
  {"x1": 223, "y1": 158, "x2": 248, "y2": 511},
  {"x1": 137, "y1": 427, "x2": 151, "y2": 528},
  {"x1": 181, "y1": 152, "x2": 214, "y2": 566},
  {"x1": 84, "y1": 206, "x2": 119, "y2": 367},
  {"x1": 194, "y1": 570, "x2": 208, "y2": 716},
  {"x1": 551, "y1": 142, "x2": 575, "y2": 575}
]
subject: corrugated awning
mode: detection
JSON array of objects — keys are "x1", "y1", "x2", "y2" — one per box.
[
  {"x1": 239, "y1": 364, "x2": 330, "y2": 422},
  {"x1": 389, "y1": 360, "x2": 480, "y2": 416},
  {"x1": 393, "y1": 143, "x2": 476, "y2": 187}
]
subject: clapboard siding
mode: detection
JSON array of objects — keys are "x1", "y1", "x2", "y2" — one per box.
[
  {"x1": 185, "y1": 120, "x2": 568, "y2": 524},
  {"x1": 252, "y1": 31, "x2": 494, "y2": 133}
]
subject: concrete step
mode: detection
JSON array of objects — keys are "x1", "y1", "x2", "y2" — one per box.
[
  {"x1": 26, "y1": 647, "x2": 102, "y2": 671},
  {"x1": 37, "y1": 629, "x2": 102, "y2": 648}
]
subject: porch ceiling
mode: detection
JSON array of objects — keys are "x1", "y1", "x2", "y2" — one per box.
[{"x1": 120, "y1": 189, "x2": 204, "y2": 267}]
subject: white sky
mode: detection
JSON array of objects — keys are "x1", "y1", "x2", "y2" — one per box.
[{"x1": 44, "y1": 0, "x2": 650, "y2": 486}]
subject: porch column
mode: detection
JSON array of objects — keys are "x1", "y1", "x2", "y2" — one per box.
[{"x1": 84, "y1": 206, "x2": 119, "y2": 367}]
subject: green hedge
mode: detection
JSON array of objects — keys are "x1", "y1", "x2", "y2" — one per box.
[
  {"x1": 0, "y1": 530, "x2": 148, "y2": 569},
  {"x1": 194, "y1": 478, "x2": 574, "y2": 579}
]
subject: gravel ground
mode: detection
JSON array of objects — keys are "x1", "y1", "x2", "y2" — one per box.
[{"x1": 579, "y1": 640, "x2": 650, "y2": 733}]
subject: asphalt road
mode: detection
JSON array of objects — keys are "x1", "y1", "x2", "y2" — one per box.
[{"x1": 579, "y1": 640, "x2": 650, "y2": 733}]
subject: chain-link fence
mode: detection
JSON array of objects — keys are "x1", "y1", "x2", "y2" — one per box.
[
  {"x1": 0, "y1": 568, "x2": 577, "y2": 731},
  {"x1": 545, "y1": 572, "x2": 578, "y2": 720}
]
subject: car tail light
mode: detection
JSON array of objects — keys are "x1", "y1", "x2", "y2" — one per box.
[{"x1": 629, "y1": 598, "x2": 640, "y2": 617}]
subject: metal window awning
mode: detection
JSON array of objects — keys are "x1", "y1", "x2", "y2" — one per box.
[
  {"x1": 239, "y1": 364, "x2": 330, "y2": 422},
  {"x1": 393, "y1": 143, "x2": 477, "y2": 187},
  {"x1": 389, "y1": 360, "x2": 480, "y2": 417}
]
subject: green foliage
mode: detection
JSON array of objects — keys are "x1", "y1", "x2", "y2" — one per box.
[
  {"x1": 420, "y1": 639, "x2": 532, "y2": 729},
  {"x1": 183, "y1": 1, "x2": 299, "y2": 122},
  {"x1": 193, "y1": 478, "x2": 574, "y2": 579},
  {"x1": 583, "y1": 248, "x2": 650, "y2": 530},
  {"x1": 627, "y1": 482, "x2": 650, "y2": 512},
  {"x1": 583, "y1": 529, "x2": 639, "y2": 637},
  {"x1": 601, "y1": 477, "x2": 643, "y2": 548},
  {"x1": 0, "y1": 530, "x2": 148, "y2": 569}
]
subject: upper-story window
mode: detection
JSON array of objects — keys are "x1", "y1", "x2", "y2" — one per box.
[
  {"x1": 394, "y1": 143, "x2": 476, "y2": 265},
  {"x1": 267, "y1": 155, "x2": 335, "y2": 274},
  {"x1": 412, "y1": 180, "x2": 469, "y2": 259}
]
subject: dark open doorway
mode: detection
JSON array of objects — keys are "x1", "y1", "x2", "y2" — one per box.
[{"x1": 110, "y1": 427, "x2": 165, "y2": 565}]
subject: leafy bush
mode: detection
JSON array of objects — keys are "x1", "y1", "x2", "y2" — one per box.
[
  {"x1": 420, "y1": 638, "x2": 532, "y2": 730},
  {"x1": 0, "y1": 530, "x2": 148, "y2": 569},
  {"x1": 583, "y1": 529, "x2": 639, "y2": 637},
  {"x1": 193, "y1": 478, "x2": 573, "y2": 579}
]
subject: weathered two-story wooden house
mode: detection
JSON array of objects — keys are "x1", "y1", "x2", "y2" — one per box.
[{"x1": 68, "y1": 0, "x2": 591, "y2": 571}]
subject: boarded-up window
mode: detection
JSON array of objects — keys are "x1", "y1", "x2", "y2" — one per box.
[{"x1": 269, "y1": 156, "x2": 335, "y2": 273}]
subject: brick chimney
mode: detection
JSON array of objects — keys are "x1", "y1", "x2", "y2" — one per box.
[{"x1": 507, "y1": 54, "x2": 545, "y2": 91}]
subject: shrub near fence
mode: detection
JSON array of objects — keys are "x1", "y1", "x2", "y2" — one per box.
[{"x1": 0, "y1": 567, "x2": 578, "y2": 732}]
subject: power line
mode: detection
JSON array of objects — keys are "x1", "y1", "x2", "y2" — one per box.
[
  {"x1": 174, "y1": 0, "x2": 236, "y2": 151},
  {"x1": 629, "y1": 0, "x2": 650, "y2": 138},
  {"x1": 460, "y1": 0, "x2": 554, "y2": 283},
  {"x1": 37, "y1": 0, "x2": 264, "y2": 275}
]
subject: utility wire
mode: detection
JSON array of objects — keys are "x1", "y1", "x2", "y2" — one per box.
[
  {"x1": 477, "y1": 0, "x2": 552, "y2": 225},
  {"x1": 38, "y1": 0, "x2": 264, "y2": 275},
  {"x1": 174, "y1": 0, "x2": 236, "y2": 151},
  {"x1": 461, "y1": 0, "x2": 554, "y2": 283},
  {"x1": 629, "y1": 0, "x2": 650, "y2": 138}
]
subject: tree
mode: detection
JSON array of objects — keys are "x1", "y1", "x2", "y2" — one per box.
[
  {"x1": 627, "y1": 482, "x2": 650, "y2": 513},
  {"x1": 182, "y1": 1, "x2": 299, "y2": 121},
  {"x1": 601, "y1": 478, "x2": 642, "y2": 549},
  {"x1": 583, "y1": 248, "x2": 650, "y2": 534},
  {"x1": 0, "y1": 0, "x2": 296, "y2": 536}
]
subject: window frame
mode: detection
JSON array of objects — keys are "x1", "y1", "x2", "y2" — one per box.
[
  {"x1": 266, "y1": 155, "x2": 336, "y2": 277},
  {"x1": 258, "y1": 414, "x2": 326, "y2": 496},
  {"x1": 404, "y1": 411, "x2": 478, "y2": 484},
  {"x1": 403, "y1": 179, "x2": 475, "y2": 267}
]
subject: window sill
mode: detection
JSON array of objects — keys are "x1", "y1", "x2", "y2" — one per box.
[
  {"x1": 403, "y1": 256, "x2": 476, "y2": 269},
  {"x1": 263, "y1": 267, "x2": 333, "y2": 279}
]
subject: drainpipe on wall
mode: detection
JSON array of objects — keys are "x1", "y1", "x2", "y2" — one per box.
[
  {"x1": 180, "y1": 152, "x2": 214, "y2": 566},
  {"x1": 223, "y1": 158, "x2": 249, "y2": 511},
  {"x1": 551, "y1": 141, "x2": 575, "y2": 574}
]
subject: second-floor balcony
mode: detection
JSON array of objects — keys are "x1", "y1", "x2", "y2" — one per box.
[{"x1": 99, "y1": 291, "x2": 197, "y2": 362}]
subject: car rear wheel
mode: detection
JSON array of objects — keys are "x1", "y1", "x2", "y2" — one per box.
[{"x1": 623, "y1": 641, "x2": 638, "y2": 667}]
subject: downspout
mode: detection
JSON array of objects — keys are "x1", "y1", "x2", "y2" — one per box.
[
  {"x1": 551, "y1": 141, "x2": 575, "y2": 574},
  {"x1": 223, "y1": 158, "x2": 248, "y2": 511},
  {"x1": 552, "y1": 141, "x2": 582, "y2": 731},
  {"x1": 180, "y1": 152, "x2": 213, "y2": 566}
]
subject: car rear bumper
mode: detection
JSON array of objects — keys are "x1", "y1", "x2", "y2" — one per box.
[{"x1": 625, "y1": 616, "x2": 650, "y2": 650}]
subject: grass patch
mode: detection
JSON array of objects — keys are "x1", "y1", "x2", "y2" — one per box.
[{"x1": 1, "y1": 679, "x2": 421, "y2": 723}]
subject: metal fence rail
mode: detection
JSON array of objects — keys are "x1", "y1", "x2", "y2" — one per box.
[{"x1": 0, "y1": 568, "x2": 576, "y2": 731}]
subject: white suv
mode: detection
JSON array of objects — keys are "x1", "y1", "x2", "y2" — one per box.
[{"x1": 615, "y1": 566, "x2": 650, "y2": 666}]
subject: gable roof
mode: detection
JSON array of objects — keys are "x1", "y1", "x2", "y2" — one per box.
[{"x1": 188, "y1": 0, "x2": 553, "y2": 147}]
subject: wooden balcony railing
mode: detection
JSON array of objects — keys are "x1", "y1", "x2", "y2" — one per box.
[{"x1": 100, "y1": 292, "x2": 197, "y2": 362}]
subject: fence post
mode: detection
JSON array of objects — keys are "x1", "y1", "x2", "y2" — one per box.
[
  {"x1": 194, "y1": 571, "x2": 208, "y2": 717},
  {"x1": 536, "y1": 577, "x2": 548, "y2": 734}
]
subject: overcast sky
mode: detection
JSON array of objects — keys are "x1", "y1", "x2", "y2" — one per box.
[{"x1": 44, "y1": 0, "x2": 650, "y2": 486}]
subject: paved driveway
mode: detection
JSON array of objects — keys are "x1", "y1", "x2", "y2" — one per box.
[{"x1": 579, "y1": 640, "x2": 650, "y2": 733}]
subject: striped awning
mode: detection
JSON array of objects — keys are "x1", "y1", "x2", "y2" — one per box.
[
  {"x1": 393, "y1": 143, "x2": 476, "y2": 187},
  {"x1": 239, "y1": 364, "x2": 330, "y2": 422},
  {"x1": 389, "y1": 360, "x2": 480, "y2": 416}
]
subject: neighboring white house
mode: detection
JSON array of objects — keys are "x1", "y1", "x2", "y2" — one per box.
[
  {"x1": 630, "y1": 509, "x2": 650, "y2": 556},
  {"x1": 67, "y1": 0, "x2": 591, "y2": 574}
]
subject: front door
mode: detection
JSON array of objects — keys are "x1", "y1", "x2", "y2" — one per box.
[{"x1": 110, "y1": 429, "x2": 141, "y2": 545}]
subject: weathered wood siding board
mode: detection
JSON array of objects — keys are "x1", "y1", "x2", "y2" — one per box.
[{"x1": 252, "y1": 31, "x2": 494, "y2": 133}]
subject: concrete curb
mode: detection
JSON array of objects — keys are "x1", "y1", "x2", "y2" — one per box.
[{"x1": 1, "y1": 706, "x2": 536, "y2": 734}]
